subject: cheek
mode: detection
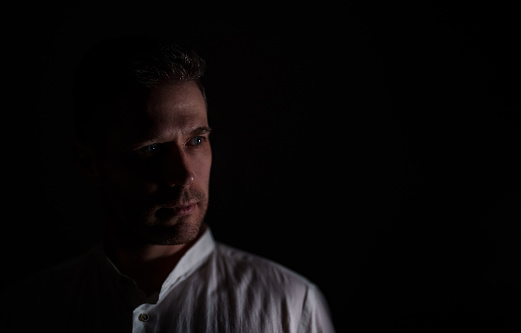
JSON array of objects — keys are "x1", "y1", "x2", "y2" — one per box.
[
  {"x1": 196, "y1": 155, "x2": 212, "y2": 184},
  {"x1": 101, "y1": 157, "x2": 159, "y2": 199}
]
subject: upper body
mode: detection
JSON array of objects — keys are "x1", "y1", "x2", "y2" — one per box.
[
  {"x1": 6, "y1": 226, "x2": 334, "y2": 333},
  {"x1": 3, "y1": 36, "x2": 335, "y2": 332}
]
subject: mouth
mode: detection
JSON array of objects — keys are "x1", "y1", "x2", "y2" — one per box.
[{"x1": 167, "y1": 202, "x2": 197, "y2": 216}]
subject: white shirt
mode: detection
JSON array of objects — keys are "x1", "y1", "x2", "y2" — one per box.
[{"x1": 6, "y1": 228, "x2": 335, "y2": 333}]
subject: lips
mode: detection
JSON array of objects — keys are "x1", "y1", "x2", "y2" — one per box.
[
  {"x1": 170, "y1": 202, "x2": 196, "y2": 216},
  {"x1": 154, "y1": 190, "x2": 206, "y2": 217}
]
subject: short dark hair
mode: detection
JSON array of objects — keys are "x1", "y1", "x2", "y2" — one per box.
[{"x1": 72, "y1": 35, "x2": 207, "y2": 149}]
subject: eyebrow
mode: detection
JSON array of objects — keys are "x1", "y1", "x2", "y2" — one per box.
[
  {"x1": 128, "y1": 126, "x2": 213, "y2": 149},
  {"x1": 191, "y1": 126, "x2": 213, "y2": 136}
]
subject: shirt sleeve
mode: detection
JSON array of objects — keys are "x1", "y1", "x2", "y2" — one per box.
[{"x1": 298, "y1": 285, "x2": 336, "y2": 333}]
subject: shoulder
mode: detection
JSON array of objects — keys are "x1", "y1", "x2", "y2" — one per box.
[
  {"x1": 212, "y1": 242, "x2": 322, "y2": 301},
  {"x1": 28, "y1": 246, "x2": 101, "y2": 287},
  {"x1": 2, "y1": 247, "x2": 102, "y2": 332},
  {"x1": 208, "y1": 242, "x2": 335, "y2": 332},
  {"x1": 215, "y1": 242, "x2": 308, "y2": 280},
  {"x1": 8, "y1": 246, "x2": 103, "y2": 307}
]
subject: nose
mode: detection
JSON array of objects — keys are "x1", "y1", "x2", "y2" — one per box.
[{"x1": 164, "y1": 146, "x2": 195, "y2": 187}]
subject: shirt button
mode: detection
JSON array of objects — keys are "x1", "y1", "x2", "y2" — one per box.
[{"x1": 138, "y1": 313, "x2": 149, "y2": 322}]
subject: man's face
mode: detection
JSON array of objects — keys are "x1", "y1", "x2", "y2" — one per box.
[{"x1": 96, "y1": 81, "x2": 212, "y2": 245}]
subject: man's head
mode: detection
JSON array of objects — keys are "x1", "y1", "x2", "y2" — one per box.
[{"x1": 72, "y1": 36, "x2": 211, "y2": 246}]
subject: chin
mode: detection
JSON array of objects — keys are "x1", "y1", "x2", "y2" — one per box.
[{"x1": 142, "y1": 218, "x2": 203, "y2": 245}]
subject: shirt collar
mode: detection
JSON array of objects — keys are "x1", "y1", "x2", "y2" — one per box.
[{"x1": 159, "y1": 226, "x2": 215, "y2": 299}]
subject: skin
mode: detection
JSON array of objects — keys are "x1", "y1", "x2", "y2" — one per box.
[{"x1": 77, "y1": 81, "x2": 212, "y2": 295}]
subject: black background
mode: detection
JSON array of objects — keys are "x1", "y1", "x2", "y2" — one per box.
[{"x1": 3, "y1": 2, "x2": 520, "y2": 331}]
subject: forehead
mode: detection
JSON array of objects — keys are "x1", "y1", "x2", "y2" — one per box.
[
  {"x1": 110, "y1": 81, "x2": 208, "y2": 145},
  {"x1": 146, "y1": 81, "x2": 206, "y2": 120}
]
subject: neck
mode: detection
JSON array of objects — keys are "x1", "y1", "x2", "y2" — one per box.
[{"x1": 103, "y1": 227, "x2": 201, "y2": 297}]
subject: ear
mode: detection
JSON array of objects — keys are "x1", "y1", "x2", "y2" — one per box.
[{"x1": 71, "y1": 140, "x2": 102, "y2": 186}]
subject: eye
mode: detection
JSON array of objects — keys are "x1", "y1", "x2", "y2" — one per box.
[
  {"x1": 135, "y1": 143, "x2": 162, "y2": 157},
  {"x1": 146, "y1": 144, "x2": 159, "y2": 152},
  {"x1": 187, "y1": 136, "x2": 206, "y2": 147}
]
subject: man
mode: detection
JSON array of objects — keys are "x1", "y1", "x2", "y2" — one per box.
[{"x1": 5, "y1": 36, "x2": 335, "y2": 332}]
